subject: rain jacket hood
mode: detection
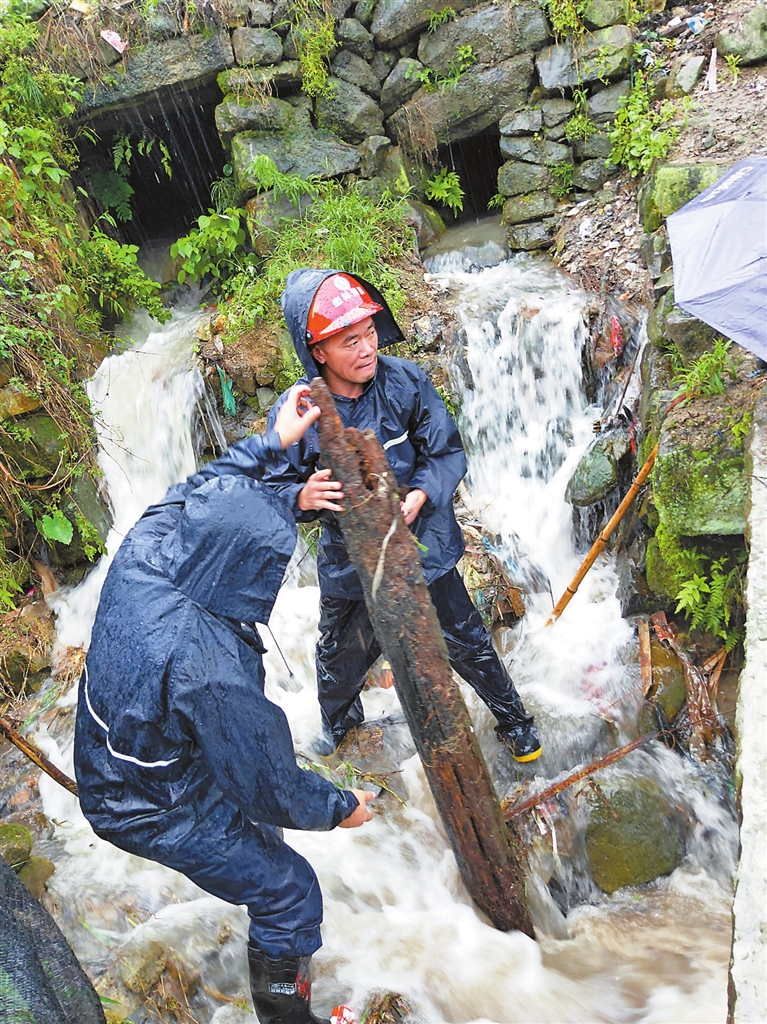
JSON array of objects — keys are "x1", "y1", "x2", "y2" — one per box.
[
  {"x1": 281, "y1": 267, "x2": 404, "y2": 378},
  {"x1": 266, "y1": 270, "x2": 467, "y2": 600},
  {"x1": 161, "y1": 474, "x2": 296, "y2": 624},
  {"x1": 75, "y1": 432, "x2": 358, "y2": 854}
]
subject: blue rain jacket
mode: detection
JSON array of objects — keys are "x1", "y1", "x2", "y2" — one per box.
[
  {"x1": 74, "y1": 430, "x2": 359, "y2": 844},
  {"x1": 264, "y1": 268, "x2": 467, "y2": 600}
]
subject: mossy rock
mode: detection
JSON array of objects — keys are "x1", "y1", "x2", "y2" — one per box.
[
  {"x1": 0, "y1": 412, "x2": 67, "y2": 481},
  {"x1": 653, "y1": 398, "x2": 748, "y2": 537},
  {"x1": 0, "y1": 823, "x2": 33, "y2": 870},
  {"x1": 645, "y1": 535, "x2": 678, "y2": 600},
  {"x1": 639, "y1": 163, "x2": 725, "y2": 233},
  {"x1": 586, "y1": 778, "x2": 684, "y2": 893},
  {"x1": 637, "y1": 637, "x2": 687, "y2": 730},
  {"x1": 566, "y1": 428, "x2": 630, "y2": 506},
  {"x1": 17, "y1": 855, "x2": 55, "y2": 899}
]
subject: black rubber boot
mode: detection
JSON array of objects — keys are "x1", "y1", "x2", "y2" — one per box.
[
  {"x1": 496, "y1": 719, "x2": 542, "y2": 762},
  {"x1": 248, "y1": 945, "x2": 330, "y2": 1024}
]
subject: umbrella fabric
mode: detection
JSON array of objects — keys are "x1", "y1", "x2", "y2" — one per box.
[{"x1": 667, "y1": 157, "x2": 767, "y2": 360}]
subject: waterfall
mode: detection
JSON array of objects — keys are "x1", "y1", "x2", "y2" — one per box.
[{"x1": 29, "y1": 257, "x2": 737, "y2": 1024}]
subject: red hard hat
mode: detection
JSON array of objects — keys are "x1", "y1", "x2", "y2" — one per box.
[{"x1": 306, "y1": 273, "x2": 383, "y2": 344}]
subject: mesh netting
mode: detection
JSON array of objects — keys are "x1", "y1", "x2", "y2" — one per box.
[{"x1": 0, "y1": 856, "x2": 106, "y2": 1024}]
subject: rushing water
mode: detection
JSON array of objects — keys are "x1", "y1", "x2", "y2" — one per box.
[{"x1": 29, "y1": 256, "x2": 738, "y2": 1024}]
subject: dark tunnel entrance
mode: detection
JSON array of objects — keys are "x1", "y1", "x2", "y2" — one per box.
[
  {"x1": 432, "y1": 128, "x2": 504, "y2": 225},
  {"x1": 75, "y1": 80, "x2": 228, "y2": 246}
]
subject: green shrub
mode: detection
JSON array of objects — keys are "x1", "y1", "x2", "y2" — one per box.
[
  {"x1": 607, "y1": 69, "x2": 678, "y2": 176},
  {"x1": 424, "y1": 167, "x2": 464, "y2": 217},
  {"x1": 672, "y1": 338, "x2": 737, "y2": 400}
]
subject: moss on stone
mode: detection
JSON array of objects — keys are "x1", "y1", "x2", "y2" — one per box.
[
  {"x1": 640, "y1": 162, "x2": 724, "y2": 233},
  {"x1": 0, "y1": 823, "x2": 33, "y2": 870},
  {"x1": 586, "y1": 779, "x2": 684, "y2": 893}
]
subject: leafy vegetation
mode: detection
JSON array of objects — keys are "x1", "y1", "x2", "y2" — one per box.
[
  {"x1": 607, "y1": 67, "x2": 678, "y2": 176},
  {"x1": 424, "y1": 168, "x2": 464, "y2": 217},
  {"x1": 541, "y1": 0, "x2": 588, "y2": 38},
  {"x1": 0, "y1": 2, "x2": 171, "y2": 604},
  {"x1": 283, "y1": 0, "x2": 337, "y2": 99},
  {"x1": 674, "y1": 555, "x2": 744, "y2": 652},
  {"x1": 406, "y1": 44, "x2": 477, "y2": 93},
  {"x1": 171, "y1": 156, "x2": 412, "y2": 345},
  {"x1": 673, "y1": 338, "x2": 738, "y2": 400},
  {"x1": 548, "y1": 161, "x2": 574, "y2": 199},
  {"x1": 655, "y1": 525, "x2": 745, "y2": 651},
  {"x1": 564, "y1": 88, "x2": 597, "y2": 142},
  {"x1": 426, "y1": 6, "x2": 456, "y2": 32},
  {"x1": 724, "y1": 53, "x2": 741, "y2": 83}
]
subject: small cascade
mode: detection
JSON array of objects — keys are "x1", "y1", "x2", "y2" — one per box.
[{"x1": 17, "y1": 251, "x2": 737, "y2": 1024}]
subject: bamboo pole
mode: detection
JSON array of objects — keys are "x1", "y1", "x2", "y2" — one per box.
[
  {"x1": 503, "y1": 733, "x2": 655, "y2": 819},
  {"x1": 545, "y1": 442, "x2": 659, "y2": 626},
  {"x1": 0, "y1": 713, "x2": 78, "y2": 796}
]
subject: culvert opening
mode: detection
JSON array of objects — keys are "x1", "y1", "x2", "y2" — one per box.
[
  {"x1": 74, "y1": 80, "x2": 227, "y2": 246},
  {"x1": 432, "y1": 129, "x2": 503, "y2": 225}
]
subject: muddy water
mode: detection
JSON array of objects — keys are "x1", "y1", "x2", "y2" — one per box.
[{"x1": 29, "y1": 257, "x2": 736, "y2": 1023}]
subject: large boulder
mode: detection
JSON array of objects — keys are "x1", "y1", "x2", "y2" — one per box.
[
  {"x1": 231, "y1": 103, "x2": 360, "y2": 195},
  {"x1": 370, "y1": 0, "x2": 476, "y2": 48},
  {"x1": 231, "y1": 26, "x2": 283, "y2": 65},
  {"x1": 586, "y1": 778, "x2": 685, "y2": 893},
  {"x1": 498, "y1": 160, "x2": 555, "y2": 196},
  {"x1": 217, "y1": 61, "x2": 302, "y2": 95},
  {"x1": 639, "y1": 162, "x2": 726, "y2": 233},
  {"x1": 337, "y1": 17, "x2": 376, "y2": 59},
  {"x1": 587, "y1": 80, "x2": 630, "y2": 124},
  {"x1": 565, "y1": 428, "x2": 630, "y2": 506},
  {"x1": 215, "y1": 95, "x2": 295, "y2": 150},
  {"x1": 79, "y1": 32, "x2": 234, "y2": 114},
  {"x1": 499, "y1": 134, "x2": 570, "y2": 165},
  {"x1": 536, "y1": 25, "x2": 634, "y2": 91},
  {"x1": 417, "y1": 2, "x2": 549, "y2": 77},
  {"x1": 332, "y1": 49, "x2": 382, "y2": 97},
  {"x1": 501, "y1": 191, "x2": 558, "y2": 225},
  {"x1": 380, "y1": 58, "x2": 425, "y2": 116},
  {"x1": 582, "y1": 0, "x2": 626, "y2": 28},
  {"x1": 315, "y1": 77, "x2": 385, "y2": 142},
  {"x1": 388, "y1": 54, "x2": 534, "y2": 145},
  {"x1": 716, "y1": 5, "x2": 767, "y2": 65},
  {"x1": 652, "y1": 396, "x2": 750, "y2": 537},
  {"x1": 245, "y1": 191, "x2": 313, "y2": 255},
  {"x1": 506, "y1": 220, "x2": 554, "y2": 250}
]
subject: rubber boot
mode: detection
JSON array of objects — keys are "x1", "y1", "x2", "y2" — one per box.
[{"x1": 248, "y1": 945, "x2": 330, "y2": 1024}]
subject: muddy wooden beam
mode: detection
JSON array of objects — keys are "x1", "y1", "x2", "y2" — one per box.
[{"x1": 311, "y1": 378, "x2": 534, "y2": 937}]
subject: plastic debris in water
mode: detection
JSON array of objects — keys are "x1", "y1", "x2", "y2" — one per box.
[
  {"x1": 216, "y1": 365, "x2": 237, "y2": 416},
  {"x1": 609, "y1": 316, "x2": 624, "y2": 357},
  {"x1": 331, "y1": 1006, "x2": 356, "y2": 1024}
]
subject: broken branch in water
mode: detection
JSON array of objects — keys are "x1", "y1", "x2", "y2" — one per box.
[
  {"x1": 650, "y1": 612, "x2": 720, "y2": 759},
  {"x1": 502, "y1": 733, "x2": 656, "y2": 820},
  {"x1": 0, "y1": 712, "x2": 78, "y2": 796}
]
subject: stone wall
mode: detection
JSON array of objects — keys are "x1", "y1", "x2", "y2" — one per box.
[{"x1": 69, "y1": 0, "x2": 645, "y2": 251}]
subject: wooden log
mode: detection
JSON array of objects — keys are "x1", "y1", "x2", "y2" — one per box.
[
  {"x1": 0, "y1": 712, "x2": 78, "y2": 796},
  {"x1": 311, "y1": 378, "x2": 534, "y2": 937}
]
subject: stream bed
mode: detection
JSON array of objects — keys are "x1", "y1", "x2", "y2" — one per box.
[{"x1": 15, "y1": 249, "x2": 737, "y2": 1023}]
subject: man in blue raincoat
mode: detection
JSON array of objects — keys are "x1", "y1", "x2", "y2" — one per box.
[
  {"x1": 74, "y1": 388, "x2": 374, "y2": 1024},
  {"x1": 264, "y1": 268, "x2": 542, "y2": 763}
]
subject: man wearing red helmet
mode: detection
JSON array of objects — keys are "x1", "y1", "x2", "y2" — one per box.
[{"x1": 264, "y1": 268, "x2": 541, "y2": 763}]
